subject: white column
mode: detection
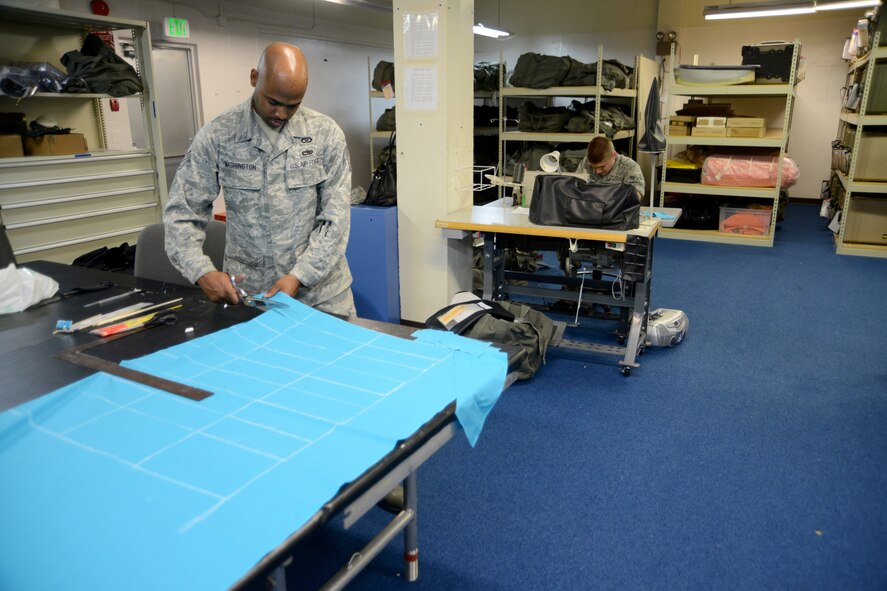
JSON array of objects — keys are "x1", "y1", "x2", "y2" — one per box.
[{"x1": 392, "y1": 0, "x2": 474, "y2": 323}]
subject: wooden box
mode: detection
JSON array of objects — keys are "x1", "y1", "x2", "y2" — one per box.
[{"x1": 668, "y1": 124, "x2": 690, "y2": 137}]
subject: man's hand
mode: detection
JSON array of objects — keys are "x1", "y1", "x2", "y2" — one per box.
[
  {"x1": 264, "y1": 275, "x2": 301, "y2": 299},
  {"x1": 197, "y1": 271, "x2": 243, "y2": 304}
]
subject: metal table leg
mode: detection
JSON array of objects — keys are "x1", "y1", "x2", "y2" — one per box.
[
  {"x1": 403, "y1": 472, "x2": 419, "y2": 581},
  {"x1": 482, "y1": 232, "x2": 506, "y2": 301},
  {"x1": 618, "y1": 235, "x2": 655, "y2": 376}
]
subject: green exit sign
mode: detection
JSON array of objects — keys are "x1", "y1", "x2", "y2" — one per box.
[{"x1": 162, "y1": 17, "x2": 189, "y2": 38}]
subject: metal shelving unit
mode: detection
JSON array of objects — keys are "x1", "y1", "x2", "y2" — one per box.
[
  {"x1": 657, "y1": 40, "x2": 800, "y2": 247},
  {"x1": 0, "y1": 4, "x2": 167, "y2": 264},
  {"x1": 498, "y1": 46, "x2": 641, "y2": 177},
  {"x1": 368, "y1": 85, "x2": 395, "y2": 177},
  {"x1": 367, "y1": 56, "x2": 394, "y2": 182},
  {"x1": 833, "y1": 33, "x2": 887, "y2": 258}
]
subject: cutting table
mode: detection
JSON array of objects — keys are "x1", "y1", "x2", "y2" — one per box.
[{"x1": 0, "y1": 261, "x2": 512, "y2": 590}]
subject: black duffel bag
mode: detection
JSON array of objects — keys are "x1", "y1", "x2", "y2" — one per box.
[{"x1": 529, "y1": 175, "x2": 640, "y2": 230}]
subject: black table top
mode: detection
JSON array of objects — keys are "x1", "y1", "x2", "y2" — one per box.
[
  {"x1": 0, "y1": 262, "x2": 463, "y2": 412},
  {"x1": 1, "y1": 262, "x2": 265, "y2": 411}
]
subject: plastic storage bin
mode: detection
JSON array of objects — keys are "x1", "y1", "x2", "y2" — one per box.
[{"x1": 718, "y1": 206, "x2": 772, "y2": 235}]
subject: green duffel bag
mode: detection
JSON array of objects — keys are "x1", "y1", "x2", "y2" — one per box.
[
  {"x1": 375, "y1": 107, "x2": 395, "y2": 131},
  {"x1": 508, "y1": 53, "x2": 571, "y2": 89},
  {"x1": 372, "y1": 60, "x2": 395, "y2": 91},
  {"x1": 426, "y1": 298, "x2": 557, "y2": 380},
  {"x1": 518, "y1": 101, "x2": 572, "y2": 133}
]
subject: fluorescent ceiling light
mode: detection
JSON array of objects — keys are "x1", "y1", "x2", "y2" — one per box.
[
  {"x1": 704, "y1": 1, "x2": 815, "y2": 19},
  {"x1": 473, "y1": 23, "x2": 512, "y2": 38},
  {"x1": 815, "y1": 0, "x2": 880, "y2": 10},
  {"x1": 704, "y1": 0, "x2": 880, "y2": 18},
  {"x1": 319, "y1": 0, "x2": 392, "y2": 11}
]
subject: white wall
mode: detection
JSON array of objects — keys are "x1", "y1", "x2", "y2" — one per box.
[
  {"x1": 657, "y1": 0, "x2": 858, "y2": 199},
  {"x1": 474, "y1": 0, "x2": 657, "y2": 66},
  {"x1": 51, "y1": 0, "x2": 396, "y2": 188},
  {"x1": 10, "y1": 0, "x2": 850, "y2": 203}
]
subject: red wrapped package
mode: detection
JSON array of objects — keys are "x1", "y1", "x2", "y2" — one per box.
[{"x1": 701, "y1": 154, "x2": 799, "y2": 188}]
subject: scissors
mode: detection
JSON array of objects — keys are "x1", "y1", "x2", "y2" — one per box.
[{"x1": 229, "y1": 274, "x2": 289, "y2": 310}]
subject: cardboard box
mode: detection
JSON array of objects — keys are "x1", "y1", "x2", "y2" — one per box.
[
  {"x1": 691, "y1": 127, "x2": 727, "y2": 137},
  {"x1": 727, "y1": 117, "x2": 766, "y2": 128},
  {"x1": 24, "y1": 133, "x2": 88, "y2": 156},
  {"x1": 727, "y1": 127, "x2": 766, "y2": 138},
  {"x1": 843, "y1": 197, "x2": 887, "y2": 245},
  {"x1": 696, "y1": 116, "x2": 727, "y2": 128},
  {"x1": 854, "y1": 133, "x2": 887, "y2": 181},
  {"x1": 670, "y1": 115, "x2": 696, "y2": 125},
  {"x1": 867, "y1": 63, "x2": 887, "y2": 114},
  {"x1": 668, "y1": 124, "x2": 690, "y2": 137},
  {"x1": 0, "y1": 134, "x2": 24, "y2": 158}
]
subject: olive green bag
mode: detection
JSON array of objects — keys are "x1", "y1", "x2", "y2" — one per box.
[{"x1": 426, "y1": 298, "x2": 557, "y2": 380}]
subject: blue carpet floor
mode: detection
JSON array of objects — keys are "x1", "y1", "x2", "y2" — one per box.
[{"x1": 287, "y1": 204, "x2": 887, "y2": 590}]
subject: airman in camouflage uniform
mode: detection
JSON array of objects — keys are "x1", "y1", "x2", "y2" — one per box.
[
  {"x1": 576, "y1": 136, "x2": 646, "y2": 199},
  {"x1": 558, "y1": 136, "x2": 647, "y2": 279},
  {"x1": 164, "y1": 43, "x2": 355, "y2": 316}
]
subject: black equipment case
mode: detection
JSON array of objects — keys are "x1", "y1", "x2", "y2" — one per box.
[{"x1": 741, "y1": 42, "x2": 798, "y2": 84}]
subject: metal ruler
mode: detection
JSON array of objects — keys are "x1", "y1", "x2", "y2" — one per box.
[{"x1": 54, "y1": 327, "x2": 213, "y2": 401}]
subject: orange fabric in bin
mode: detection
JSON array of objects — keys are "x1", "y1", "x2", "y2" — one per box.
[
  {"x1": 721, "y1": 212, "x2": 769, "y2": 235},
  {"x1": 702, "y1": 154, "x2": 799, "y2": 188}
]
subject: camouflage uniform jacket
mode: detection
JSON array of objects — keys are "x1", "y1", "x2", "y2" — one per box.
[
  {"x1": 576, "y1": 154, "x2": 645, "y2": 197},
  {"x1": 164, "y1": 100, "x2": 353, "y2": 309}
]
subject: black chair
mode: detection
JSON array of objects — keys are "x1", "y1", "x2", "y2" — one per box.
[
  {"x1": 0, "y1": 224, "x2": 15, "y2": 267},
  {"x1": 134, "y1": 221, "x2": 226, "y2": 286}
]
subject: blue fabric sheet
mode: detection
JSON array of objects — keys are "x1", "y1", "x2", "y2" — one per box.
[{"x1": 0, "y1": 296, "x2": 506, "y2": 590}]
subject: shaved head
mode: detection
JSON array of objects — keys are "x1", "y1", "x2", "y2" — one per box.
[
  {"x1": 256, "y1": 43, "x2": 308, "y2": 88},
  {"x1": 250, "y1": 43, "x2": 309, "y2": 129}
]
